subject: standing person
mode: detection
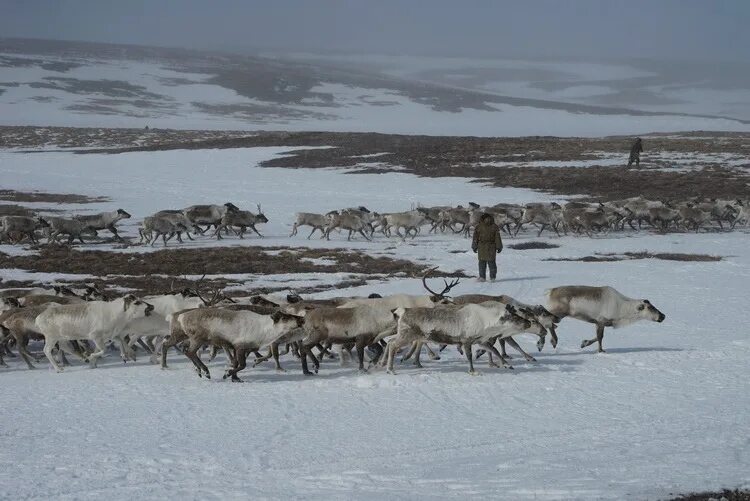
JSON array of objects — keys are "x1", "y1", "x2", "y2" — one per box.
[
  {"x1": 471, "y1": 213, "x2": 503, "y2": 282},
  {"x1": 627, "y1": 137, "x2": 643, "y2": 168}
]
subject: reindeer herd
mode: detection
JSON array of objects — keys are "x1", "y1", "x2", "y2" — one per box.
[
  {"x1": 301, "y1": 196, "x2": 749, "y2": 241},
  {"x1": 0, "y1": 270, "x2": 666, "y2": 380},
  {"x1": 0, "y1": 195, "x2": 747, "y2": 247}
]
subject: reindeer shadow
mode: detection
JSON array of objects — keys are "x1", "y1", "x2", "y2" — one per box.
[
  {"x1": 496, "y1": 275, "x2": 549, "y2": 283},
  {"x1": 540, "y1": 346, "x2": 683, "y2": 357}
]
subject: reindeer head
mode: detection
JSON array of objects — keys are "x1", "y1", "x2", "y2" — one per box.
[
  {"x1": 637, "y1": 299, "x2": 665, "y2": 323},
  {"x1": 1, "y1": 297, "x2": 21, "y2": 309},
  {"x1": 502, "y1": 305, "x2": 532, "y2": 331},
  {"x1": 83, "y1": 284, "x2": 107, "y2": 301},
  {"x1": 116, "y1": 209, "x2": 131, "y2": 219},
  {"x1": 224, "y1": 202, "x2": 240, "y2": 213},
  {"x1": 255, "y1": 204, "x2": 269, "y2": 223},
  {"x1": 271, "y1": 311, "x2": 305, "y2": 329},
  {"x1": 123, "y1": 294, "x2": 153, "y2": 316},
  {"x1": 54, "y1": 285, "x2": 77, "y2": 297},
  {"x1": 250, "y1": 295, "x2": 280, "y2": 308}
]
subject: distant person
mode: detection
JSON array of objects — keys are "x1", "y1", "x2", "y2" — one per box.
[
  {"x1": 471, "y1": 213, "x2": 503, "y2": 282},
  {"x1": 627, "y1": 137, "x2": 643, "y2": 167}
]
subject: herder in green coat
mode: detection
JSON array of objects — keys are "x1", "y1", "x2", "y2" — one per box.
[
  {"x1": 627, "y1": 137, "x2": 643, "y2": 168},
  {"x1": 471, "y1": 213, "x2": 503, "y2": 282}
]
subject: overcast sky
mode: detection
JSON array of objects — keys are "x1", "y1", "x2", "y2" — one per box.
[{"x1": 1, "y1": 0, "x2": 748, "y2": 62}]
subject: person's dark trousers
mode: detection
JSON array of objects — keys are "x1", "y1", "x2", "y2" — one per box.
[{"x1": 478, "y1": 259, "x2": 497, "y2": 280}]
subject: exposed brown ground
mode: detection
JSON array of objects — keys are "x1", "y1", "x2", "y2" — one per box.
[
  {"x1": 0, "y1": 245, "x2": 461, "y2": 296},
  {"x1": 508, "y1": 241, "x2": 561, "y2": 250},
  {"x1": 668, "y1": 489, "x2": 750, "y2": 500},
  {"x1": 546, "y1": 252, "x2": 723, "y2": 262},
  {"x1": 3, "y1": 127, "x2": 744, "y2": 202},
  {"x1": 0, "y1": 189, "x2": 108, "y2": 204},
  {"x1": 0, "y1": 204, "x2": 32, "y2": 217}
]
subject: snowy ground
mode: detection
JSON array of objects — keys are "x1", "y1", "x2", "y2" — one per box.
[{"x1": 1, "y1": 147, "x2": 749, "y2": 499}]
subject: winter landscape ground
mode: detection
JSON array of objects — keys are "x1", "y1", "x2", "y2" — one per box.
[{"x1": 1, "y1": 39, "x2": 750, "y2": 501}]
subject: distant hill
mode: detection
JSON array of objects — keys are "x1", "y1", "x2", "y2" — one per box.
[{"x1": 1, "y1": 38, "x2": 747, "y2": 136}]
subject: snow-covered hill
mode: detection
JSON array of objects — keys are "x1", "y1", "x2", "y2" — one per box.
[{"x1": 1, "y1": 38, "x2": 748, "y2": 136}]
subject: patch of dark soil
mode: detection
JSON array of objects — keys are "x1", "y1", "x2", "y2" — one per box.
[
  {"x1": 29, "y1": 77, "x2": 166, "y2": 100},
  {"x1": 4, "y1": 127, "x2": 749, "y2": 201},
  {"x1": 508, "y1": 241, "x2": 560, "y2": 250},
  {"x1": 0, "y1": 246, "x2": 439, "y2": 276},
  {"x1": 0, "y1": 246, "x2": 463, "y2": 296},
  {"x1": 0, "y1": 190, "x2": 109, "y2": 204},
  {"x1": 667, "y1": 488, "x2": 750, "y2": 500},
  {"x1": 546, "y1": 252, "x2": 722, "y2": 262},
  {"x1": 0, "y1": 204, "x2": 32, "y2": 217},
  {"x1": 474, "y1": 164, "x2": 750, "y2": 201}
]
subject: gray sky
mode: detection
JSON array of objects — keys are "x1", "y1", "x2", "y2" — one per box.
[{"x1": 1, "y1": 0, "x2": 748, "y2": 62}]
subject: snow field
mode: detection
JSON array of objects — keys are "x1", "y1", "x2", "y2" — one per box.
[{"x1": 0, "y1": 146, "x2": 749, "y2": 499}]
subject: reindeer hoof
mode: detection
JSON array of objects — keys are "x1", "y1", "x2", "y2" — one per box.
[
  {"x1": 303, "y1": 371, "x2": 315, "y2": 376},
  {"x1": 358, "y1": 368, "x2": 368, "y2": 374},
  {"x1": 231, "y1": 376, "x2": 243, "y2": 382},
  {"x1": 468, "y1": 370, "x2": 481, "y2": 376},
  {"x1": 488, "y1": 362, "x2": 500, "y2": 368},
  {"x1": 413, "y1": 362, "x2": 423, "y2": 369},
  {"x1": 275, "y1": 368, "x2": 286, "y2": 373},
  {"x1": 580, "y1": 341, "x2": 588, "y2": 349},
  {"x1": 526, "y1": 356, "x2": 537, "y2": 362}
]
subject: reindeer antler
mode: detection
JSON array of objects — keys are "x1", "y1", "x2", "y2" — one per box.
[
  {"x1": 421, "y1": 266, "x2": 460, "y2": 298},
  {"x1": 440, "y1": 277, "x2": 461, "y2": 297},
  {"x1": 421, "y1": 267, "x2": 442, "y2": 297}
]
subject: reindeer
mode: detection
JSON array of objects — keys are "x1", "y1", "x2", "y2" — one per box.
[
  {"x1": 139, "y1": 216, "x2": 188, "y2": 246},
  {"x1": 290, "y1": 212, "x2": 330, "y2": 239},
  {"x1": 325, "y1": 212, "x2": 371, "y2": 241},
  {"x1": 46, "y1": 217, "x2": 98, "y2": 244},
  {"x1": 386, "y1": 302, "x2": 535, "y2": 374},
  {"x1": 35, "y1": 295, "x2": 154, "y2": 371},
  {"x1": 546, "y1": 286, "x2": 665, "y2": 353},
  {"x1": 0, "y1": 216, "x2": 50, "y2": 244},
  {"x1": 182, "y1": 203, "x2": 239, "y2": 234},
  {"x1": 215, "y1": 205, "x2": 268, "y2": 239},
  {"x1": 74, "y1": 209, "x2": 131, "y2": 242}
]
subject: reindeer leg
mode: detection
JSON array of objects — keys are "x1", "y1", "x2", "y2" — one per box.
[
  {"x1": 413, "y1": 341, "x2": 423, "y2": 368},
  {"x1": 355, "y1": 336, "x2": 368, "y2": 373},
  {"x1": 498, "y1": 338, "x2": 511, "y2": 359},
  {"x1": 423, "y1": 342, "x2": 440, "y2": 360},
  {"x1": 581, "y1": 324, "x2": 605, "y2": 352},
  {"x1": 463, "y1": 342, "x2": 478, "y2": 375},
  {"x1": 185, "y1": 340, "x2": 210, "y2": 379},
  {"x1": 298, "y1": 343, "x2": 314, "y2": 375},
  {"x1": 271, "y1": 343, "x2": 284, "y2": 372},
  {"x1": 224, "y1": 347, "x2": 246, "y2": 382},
  {"x1": 504, "y1": 337, "x2": 536, "y2": 362},
  {"x1": 107, "y1": 225, "x2": 123, "y2": 242},
  {"x1": 400, "y1": 341, "x2": 417, "y2": 363},
  {"x1": 479, "y1": 341, "x2": 512, "y2": 369}
]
